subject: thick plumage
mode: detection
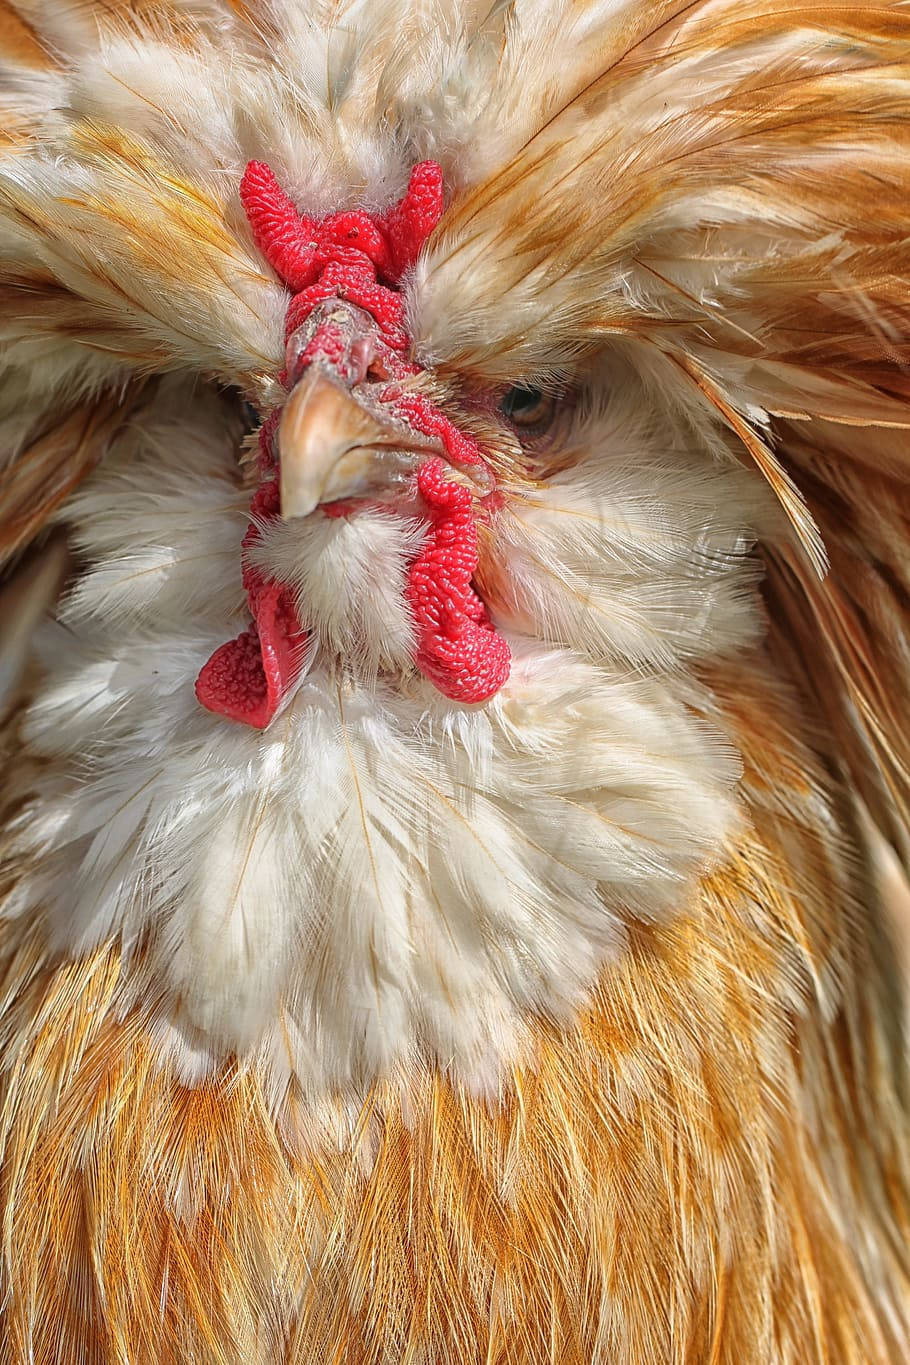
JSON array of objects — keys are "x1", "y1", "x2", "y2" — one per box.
[{"x1": 1, "y1": 1, "x2": 909, "y2": 1360}]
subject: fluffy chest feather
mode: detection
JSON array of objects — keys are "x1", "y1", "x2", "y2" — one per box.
[{"x1": 8, "y1": 374, "x2": 760, "y2": 1096}]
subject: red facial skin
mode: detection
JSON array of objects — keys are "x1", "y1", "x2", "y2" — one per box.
[{"x1": 195, "y1": 161, "x2": 511, "y2": 728}]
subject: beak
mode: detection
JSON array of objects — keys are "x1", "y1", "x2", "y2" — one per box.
[{"x1": 278, "y1": 368, "x2": 440, "y2": 520}]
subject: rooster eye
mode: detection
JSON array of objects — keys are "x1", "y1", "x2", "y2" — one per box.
[
  {"x1": 241, "y1": 399, "x2": 262, "y2": 432},
  {"x1": 500, "y1": 385, "x2": 556, "y2": 431}
]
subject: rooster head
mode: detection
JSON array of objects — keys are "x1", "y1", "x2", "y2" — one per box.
[
  {"x1": 1, "y1": 0, "x2": 905, "y2": 1102},
  {"x1": 195, "y1": 157, "x2": 516, "y2": 728}
]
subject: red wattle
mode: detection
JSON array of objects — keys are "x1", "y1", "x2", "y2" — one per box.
[
  {"x1": 407, "y1": 460, "x2": 511, "y2": 704},
  {"x1": 196, "y1": 477, "x2": 306, "y2": 729}
]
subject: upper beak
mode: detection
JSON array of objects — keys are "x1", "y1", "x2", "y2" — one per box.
[{"x1": 278, "y1": 369, "x2": 440, "y2": 520}]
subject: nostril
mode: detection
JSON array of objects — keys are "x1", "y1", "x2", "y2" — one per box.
[
  {"x1": 349, "y1": 336, "x2": 376, "y2": 386},
  {"x1": 365, "y1": 355, "x2": 393, "y2": 383}
]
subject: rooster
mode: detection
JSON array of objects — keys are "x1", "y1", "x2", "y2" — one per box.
[{"x1": 1, "y1": 1, "x2": 910, "y2": 1360}]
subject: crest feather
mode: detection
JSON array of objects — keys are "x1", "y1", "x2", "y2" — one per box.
[{"x1": 414, "y1": 0, "x2": 910, "y2": 858}]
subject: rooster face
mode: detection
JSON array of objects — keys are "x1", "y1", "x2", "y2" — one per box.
[
  {"x1": 14, "y1": 287, "x2": 764, "y2": 1097},
  {"x1": 2, "y1": 4, "x2": 780, "y2": 1099}
]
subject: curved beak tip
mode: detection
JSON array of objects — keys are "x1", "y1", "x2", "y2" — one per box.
[{"x1": 276, "y1": 368, "x2": 442, "y2": 520}]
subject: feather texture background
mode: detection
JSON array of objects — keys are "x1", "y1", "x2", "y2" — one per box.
[{"x1": 1, "y1": 0, "x2": 909, "y2": 1360}]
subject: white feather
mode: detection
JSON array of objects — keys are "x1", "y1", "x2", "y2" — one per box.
[{"x1": 10, "y1": 379, "x2": 750, "y2": 1097}]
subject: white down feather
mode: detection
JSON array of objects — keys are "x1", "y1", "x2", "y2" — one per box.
[{"x1": 7, "y1": 375, "x2": 757, "y2": 1098}]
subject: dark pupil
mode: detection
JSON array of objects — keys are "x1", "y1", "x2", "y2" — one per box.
[
  {"x1": 502, "y1": 385, "x2": 543, "y2": 419},
  {"x1": 241, "y1": 399, "x2": 262, "y2": 431}
]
